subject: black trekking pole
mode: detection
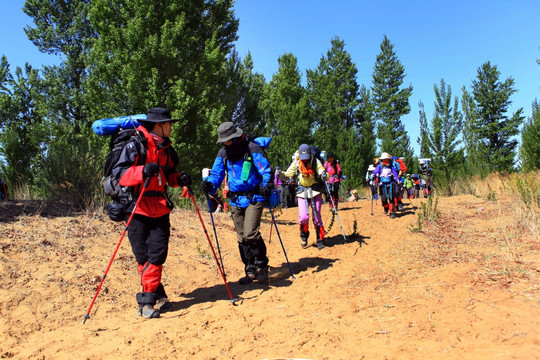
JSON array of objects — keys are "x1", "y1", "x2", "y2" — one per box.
[
  {"x1": 188, "y1": 188, "x2": 237, "y2": 305},
  {"x1": 370, "y1": 189, "x2": 374, "y2": 216},
  {"x1": 205, "y1": 193, "x2": 226, "y2": 277},
  {"x1": 83, "y1": 176, "x2": 151, "y2": 324},
  {"x1": 269, "y1": 208, "x2": 295, "y2": 279},
  {"x1": 322, "y1": 182, "x2": 347, "y2": 243}
]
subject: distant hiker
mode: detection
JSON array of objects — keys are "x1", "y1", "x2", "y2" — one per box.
[
  {"x1": 201, "y1": 122, "x2": 272, "y2": 285},
  {"x1": 323, "y1": 152, "x2": 342, "y2": 210},
  {"x1": 403, "y1": 174, "x2": 414, "y2": 199},
  {"x1": 392, "y1": 156, "x2": 406, "y2": 211},
  {"x1": 0, "y1": 177, "x2": 7, "y2": 201},
  {"x1": 112, "y1": 107, "x2": 192, "y2": 319},
  {"x1": 366, "y1": 164, "x2": 378, "y2": 200},
  {"x1": 280, "y1": 144, "x2": 327, "y2": 249},
  {"x1": 274, "y1": 166, "x2": 288, "y2": 208},
  {"x1": 347, "y1": 188, "x2": 359, "y2": 202},
  {"x1": 411, "y1": 174, "x2": 421, "y2": 198},
  {"x1": 372, "y1": 152, "x2": 400, "y2": 218}
]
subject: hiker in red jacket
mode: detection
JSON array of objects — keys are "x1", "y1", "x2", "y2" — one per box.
[{"x1": 113, "y1": 107, "x2": 192, "y2": 319}]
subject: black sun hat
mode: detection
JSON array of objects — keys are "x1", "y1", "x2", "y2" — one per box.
[{"x1": 145, "y1": 107, "x2": 179, "y2": 123}]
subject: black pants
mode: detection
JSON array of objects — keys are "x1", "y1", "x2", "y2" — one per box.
[{"x1": 128, "y1": 213, "x2": 170, "y2": 266}]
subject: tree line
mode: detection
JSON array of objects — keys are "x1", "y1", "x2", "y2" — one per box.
[{"x1": 0, "y1": 0, "x2": 538, "y2": 208}]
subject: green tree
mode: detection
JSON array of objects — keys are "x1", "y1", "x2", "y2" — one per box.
[
  {"x1": 461, "y1": 86, "x2": 489, "y2": 176},
  {"x1": 417, "y1": 101, "x2": 431, "y2": 159},
  {"x1": 353, "y1": 85, "x2": 377, "y2": 185},
  {"x1": 520, "y1": 100, "x2": 540, "y2": 171},
  {"x1": 422, "y1": 79, "x2": 464, "y2": 195},
  {"x1": 0, "y1": 59, "x2": 44, "y2": 194},
  {"x1": 371, "y1": 35, "x2": 413, "y2": 160},
  {"x1": 223, "y1": 51, "x2": 267, "y2": 135},
  {"x1": 262, "y1": 53, "x2": 311, "y2": 168},
  {"x1": 24, "y1": 0, "x2": 102, "y2": 205},
  {"x1": 86, "y1": 0, "x2": 239, "y2": 179},
  {"x1": 306, "y1": 37, "x2": 359, "y2": 151},
  {"x1": 468, "y1": 61, "x2": 524, "y2": 172}
]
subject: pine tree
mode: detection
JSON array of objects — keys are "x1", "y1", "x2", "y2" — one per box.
[
  {"x1": 306, "y1": 37, "x2": 359, "y2": 152},
  {"x1": 468, "y1": 61, "x2": 524, "y2": 172},
  {"x1": 262, "y1": 53, "x2": 311, "y2": 168},
  {"x1": 520, "y1": 100, "x2": 540, "y2": 171},
  {"x1": 422, "y1": 79, "x2": 464, "y2": 194},
  {"x1": 371, "y1": 35, "x2": 413, "y2": 160}
]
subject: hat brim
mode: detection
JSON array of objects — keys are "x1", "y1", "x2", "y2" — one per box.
[
  {"x1": 216, "y1": 128, "x2": 243, "y2": 144},
  {"x1": 299, "y1": 154, "x2": 311, "y2": 160}
]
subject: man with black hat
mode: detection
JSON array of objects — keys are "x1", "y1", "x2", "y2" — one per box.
[
  {"x1": 112, "y1": 107, "x2": 192, "y2": 318},
  {"x1": 201, "y1": 122, "x2": 273, "y2": 285}
]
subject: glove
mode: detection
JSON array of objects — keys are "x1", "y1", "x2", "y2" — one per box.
[
  {"x1": 320, "y1": 171, "x2": 328, "y2": 181},
  {"x1": 143, "y1": 163, "x2": 159, "y2": 178},
  {"x1": 201, "y1": 180, "x2": 214, "y2": 193},
  {"x1": 260, "y1": 184, "x2": 272, "y2": 198},
  {"x1": 177, "y1": 172, "x2": 192, "y2": 186}
]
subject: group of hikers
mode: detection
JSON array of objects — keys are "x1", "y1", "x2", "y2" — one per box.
[{"x1": 105, "y1": 107, "x2": 434, "y2": 319}]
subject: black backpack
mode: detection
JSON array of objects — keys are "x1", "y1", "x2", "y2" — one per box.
[
  {"x1": 309, "y1": 146, "x2": 327, "y2": 193},
  {"x1": 102, "y1": 129, "x2": 147, "y2": 221}
]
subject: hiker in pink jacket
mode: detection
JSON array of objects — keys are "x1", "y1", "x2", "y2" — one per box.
[{"x1": 323, "y1": 152, "x2": 342, "y2": 210}]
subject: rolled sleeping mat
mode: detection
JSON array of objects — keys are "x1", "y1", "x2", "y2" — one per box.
[{"x1": 92, "y1": 114, "x2": 147, "y2": 136}]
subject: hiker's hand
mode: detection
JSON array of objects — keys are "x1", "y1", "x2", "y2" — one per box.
[
  {"x1": 321, "y1": 171, "x2": 328, "y2": 181},
  {"x1": 143, "y1": 163, "x2": 159, "y2": 178},
  {"x1": 177, "y1": 172, "x2": 192, "y2": 186},
  {"x1": 201, "y1": 180, "x2": 214, "y2": 193},
  {"x1": 260, "y1": 184, "x2": 272, "y2": 198}
]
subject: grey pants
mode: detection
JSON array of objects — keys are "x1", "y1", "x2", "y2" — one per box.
[{"x1": 230, "y1": 201, "x2": 268, "y2": 275}]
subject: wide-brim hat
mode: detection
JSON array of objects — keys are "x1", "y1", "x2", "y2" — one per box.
[
  {"x1": 217, "y1": 122, "x2": 243, "y2": 144},
  {"x1": 145, "y1": 107, "x2": 180, "y2": 123},
  {"x1": 298, "y1": 144, "x2": 311, "y2": 160}
]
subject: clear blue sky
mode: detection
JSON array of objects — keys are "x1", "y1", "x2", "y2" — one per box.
[{"x1": 2, "y1": 1, "x2": 539, "y2": 156}]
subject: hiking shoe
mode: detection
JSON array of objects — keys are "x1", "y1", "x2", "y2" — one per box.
[
  {"x1": 257, "y1": 267, "x2": 269, "y2": 284},
  {"x1": 384, "y1": 208, "x2": 389, "y2": 215},
  {"x1": 398, "y1": 203, "x2": 404, "y2": 211},
  {"x1": 389, "y1": 212, "x2": 396, "y2": 219},
  {"x1": 155, "y1": 297, "x2": 172, "y2": 312},
  {"x1": 317, "y1": 239, "x2": 325, "y2": 250},
  {"x1": 239, "y1": 273, "x2": 256, "y2": 285},
  {"x1": 137, "y1": 305, "x2": 160, "y2": 319},
  {"x1": 300, "y1": 238, "x2": 308, "y2": 247}
]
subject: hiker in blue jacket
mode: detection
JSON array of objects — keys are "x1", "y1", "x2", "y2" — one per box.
[
  {"x1": 372, "y1": 152, "x2": 400, "y2": 219},
  {"x1": 202, "y1": 122, "x2": 273, "y2": 285}
]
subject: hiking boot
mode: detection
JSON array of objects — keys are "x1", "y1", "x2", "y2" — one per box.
[
  {"x1": 317, "y1": 239, "x2": 325, "y2": 250},
  {"x1": 398, "y1": 203, "x2": 404, "y2": 211},
  {"x1": 239, "y1": 272, "x2": 256, "y2": 285},
  {"x1": 384, "y1": 208, "x2": 389, "y2": 215},
  {"x1": 389, "y1": 212, "x2": 396, "y2": 219},
  {"x1": 257, "y1": 267, "x2": 269, "y2": 284},
  {"x1": 155, "y1": 297, "x2": 172, "y2": 312},
  {"x1": 300, "y1": 238, "x2": 308, "y2": 247},
  {"x1": 137, "y1": 304, "x2": 160, "y2": 319}
]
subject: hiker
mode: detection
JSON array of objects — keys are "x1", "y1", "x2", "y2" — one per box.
[
  {"x1": 280, "y1": 144, "x2": 327, "y2": 249},
  {"x1": 411, "y1": 174, "x2": 421, "y2": 198},
  {"x1": 372, "y1": 152, "x2": 400, "y2": 218},
  {"x1": 323, "y1": 152, "x2": 342, "y2": 210},
  {"x1": 201, "y1": 122, "x2": 272, "y2": 285},
  {"x1": 0, "y1": 177, "x2": 7, "y2": 201},
  {"x1": 403, "y1": 174, "x2": 414, "y2": 199},
  {"x1": 392, "y1": 156, "x2": 406, "y2": 211},
  {"x1": 274, "y1": 166, "x2": 288, "y2": 208},
  {"x1": 112, "y1": 107, "x2": 192, "y2": 319},
  {"x1": 347, "y1": 188, "x2": 359, "y2": 202},
  {"x1": 366, "y1": 164, "x2": 378, "y2": 200}
]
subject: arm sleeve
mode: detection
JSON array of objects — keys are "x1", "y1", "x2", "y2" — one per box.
[{"x1": 205, "y1": 149, "x2": 226, "y2": 194}]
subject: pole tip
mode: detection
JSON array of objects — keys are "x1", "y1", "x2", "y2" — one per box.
[{"x1": 83, "y1": 314, "x2": 90, "y2": 324}]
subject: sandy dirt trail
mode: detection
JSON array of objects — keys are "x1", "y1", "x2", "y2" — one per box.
[{"x1": 0, "y1": 194, "x2": 538, "y2": 359}]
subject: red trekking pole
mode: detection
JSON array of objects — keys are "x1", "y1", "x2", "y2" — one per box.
[
  {"x1": 83, "y1": 176, "x2": 151, "y2": 324},
  {"x1": 188, "y1": 187, "x2": 238, "y2": 305}
]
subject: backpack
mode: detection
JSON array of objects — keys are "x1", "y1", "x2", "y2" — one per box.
[
  {"x1": 396, "y1": 158, "x2": 407, "y2": 173},
  {"x1": 102, "y1": 129, "x2": 147, "y2": 221}
]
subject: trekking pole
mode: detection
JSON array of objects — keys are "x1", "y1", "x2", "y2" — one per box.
[
  {"x1": 188, "y1": 188, "x2": 237, "y2": 305},
  {"x1": 205, "y1": 193, "x2": 226, "y2": 277},
  {"x1": 83, "y1": 176, "x2": 151, "y2": 324},
  {"x1": 268, "y1": 218, "x2": 273, "y2": 244},
  {"x1": 269, "y1": 208, "x2": 295, "y2": 279},
  {"x1": 370, "y1": 190, "x2": 374, "y2": 216},
  {"x1": 323, "y1": 182, "x2": 347, "y2": 243}
]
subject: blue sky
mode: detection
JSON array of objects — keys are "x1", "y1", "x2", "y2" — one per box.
[{"x1": 1, "y1": 1, "x2": 539, "y2": 156}]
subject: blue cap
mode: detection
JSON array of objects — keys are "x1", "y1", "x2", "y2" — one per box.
[{"x1": 298, "y1": 144, "x2": 311, "y2": 160}]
